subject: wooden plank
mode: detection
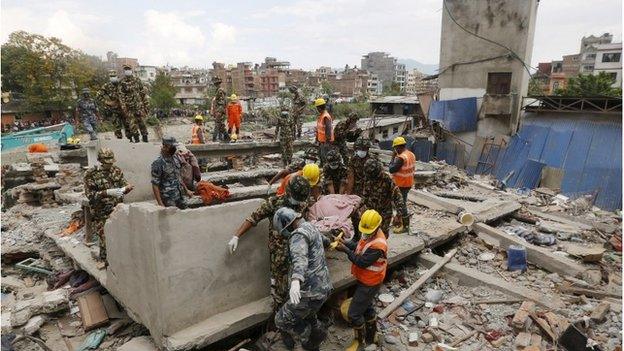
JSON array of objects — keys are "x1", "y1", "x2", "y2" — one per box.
[
  {"x1": 473, "y1": 201, "x2": 521, "y2": 223},
  {"x1": 527, "y1": 207, "x2": 593, "y2": 230},
  {"x1": 77, "y1": 291, "x2": 109, "y2": 331},
  {"x1": 559, "y1": 282, "x2": 622, "y2": 299},
  {"x1": 378, "y1": 248, "x2": 457, "y2": 319},
  {"x1": 529, "y1": 312, "x2": 557, "y2": 341},
  {"x1": 473, "y1": 223, "x2": 587, "y2": 277},
  {"x1": 512, "y1": 301, "x2": 535, "y2": 329}
]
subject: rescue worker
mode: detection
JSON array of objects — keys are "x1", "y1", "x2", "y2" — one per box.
[
  {"x1": 322, "y1": 149, "x2": 347, "y2": 195},
  {"x1": 276, "y1": 163, "x2": 321, "y2": 202},
  {"x1": 273, "y1": 207, "x2": 332, "y2": 351},
  {"x1": 84, "y1": 148, "x2": 134, "y2": 261},
  {"x1": 388, "y1": 137, "x2": 416, "y2": 233},
  {"x1": 210, "y1": 76, "x2": 228, "y2": 142},
  {"x1": 97, "y1": 70, "x2": 128, "y2": 140},
  {"x1": 275, "y1": 109, "x2": 294, "y2": 167},
  {"x1": 76, "y1": 88, "x2": 99, "y2": 140},
  {"x1": 345, "y1": 138, "x2": 377, "y2": 196},
  {"x1": 359, "y1": 158, "x2": 404, "y2": 237},
  {"x1": 119, "y1": 64, "x2": 149, "y2": 142},
  {"x1": 267, "y1": 149, "x2": 318, "y2": 195},
  {"x1": 227, "y1": 176, "x2": 311, "y2": 310},
  {"x1": 151, "y1": 137, "x2": 194, "y2": 209},
  {"x1": 336, "y1": 209, "x2": 388, "y2": 350},
  {"x1": 191, "y1": 115, "x2": 205, "y2": 144},
  {"x1": 289, "y1": 86, "x2": 307, "y2": 138},
  {"x1": 333, "y1": 112, "x2": 362, "y2": 164},
  {"x1": 227, "y1": 94, "x2": 243, "y2": 137},
  {"x1": 314, "y1": 98, "x2": 334, "y2": 166}
]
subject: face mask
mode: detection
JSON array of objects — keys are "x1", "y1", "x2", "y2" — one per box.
[
  {"x1": 356, "y1": 150, "x2": 367, "y2": 158},
  {"x1": 361, "y1": 232, "x2": 373, "y2": 240},
  {"x1": 329, "y1": 164, "x2": 339, "y2": 170},
  {"x1": 110, "y1": 77, "x2": 118, "y2": 83},
  {"x1": 124, "y1": 70, "x2": 132, "y2": 76}
]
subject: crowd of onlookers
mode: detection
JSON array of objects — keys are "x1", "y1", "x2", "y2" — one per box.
[{"x1": 1, "y1": 115, "x2": 74, "y2": 134}]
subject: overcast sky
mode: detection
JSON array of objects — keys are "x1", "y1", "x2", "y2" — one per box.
[{"x1": 1, "y1": 0, "x2": 621, "y2": 70}]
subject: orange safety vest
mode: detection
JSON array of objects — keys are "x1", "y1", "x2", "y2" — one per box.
[
  {"x1": 316, "y1": 111, "x2": 334, "y2": 143},
  {"x1": 392, "y1": 150, "x2": 416, "y2": 188},
  {"x1": 191, "y1": 125, "x2": 202, "y2": 144},
  {"x1": 276, "y1": 170, "x2": 302, "y2": 196},
  {"x1": 351, "y1": 230, "x2": 388, "y2": 286}
]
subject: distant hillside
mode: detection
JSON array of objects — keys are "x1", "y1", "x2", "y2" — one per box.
[{"x1": 398, "y1": 59, "x2": 438, "y2": 75}]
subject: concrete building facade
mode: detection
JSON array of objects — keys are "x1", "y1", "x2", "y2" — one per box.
[
  {"x1": 171, "y1": 68, "x2": 209, "y2": 105},
  {"x1": 361, "y1": 52, "x2": 406, "y2": 91},
  {"x1": 438, "y1": 0, "x2": 539, "y2": 140},
  {"x1": 367, "y1": 73, "x2": 382, "y2": 96},
  {"x1": 137, "y1": 65, "x2": 158, "y2": 84},
  {"x1": 592, "y1": 43, "x2": 622, "y2": 87}
]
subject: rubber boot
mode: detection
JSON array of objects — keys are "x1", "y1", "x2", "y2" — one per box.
[
  {"x1": 402, "y1": 216, "x2": 411, "y2": 235},
  {"x1": 302, "y1": 326, "x2": 327, "y2": 351},
  {"x1": 345, "y1": 326, "x2": 366, "y2": 351},
  {"x1": 281, "y1": 331, "x2": 295, "y2": 350},
  {"x1": 142, "y1": 134, "x2": 148, "y2": 143},
  {"x1": 364, "y1": 319, "x2": 378, "y2": 345},
  {"x1": 132, "y1": 134, "x2": 140, "y2": 143}
]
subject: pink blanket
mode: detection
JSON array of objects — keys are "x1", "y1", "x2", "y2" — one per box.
[{"x1": 307, "y1": 194, "x2": 361, "y2": 240}]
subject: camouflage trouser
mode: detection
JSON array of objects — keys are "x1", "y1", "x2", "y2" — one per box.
[
  {"x1": 381, "y1": 212, "x2": 392, "y2": 239},
  {"x1": 270, "y1": 240, "x2": 290, "y2": 310},
  {"x1": 293, "y1": 114, "x2": 303, "y2": 138},
  {"x1": 162, "y1": 192, "x2": 187, "y2": 209},
  {"x1": 127, "y1": 111, "x2": 148, "y2": 138},
  {"x1": 105, "y1": 109, "x2": 128, "y2": 139},
  {"x1": 336, "y1": 141, "x2": 349, "y2": 165},
  {"x1": 280, "y1": 138, "x2": 293, "y2": 167},
  {"x1": 82, "y1": 115, "x2": 98, "y2": 140},
  {"x1": 275, "y1": 297, "x2": 326, "y2": 345},
  {"x1": 212, "y1": 114, "x2": 228, "y2": 141},
  {"x1": 91, "y1": 209, "x2": 113, "y2": 260}
]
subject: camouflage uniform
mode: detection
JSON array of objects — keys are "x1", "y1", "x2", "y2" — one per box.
[
  {"x1": 276, "y1": 110, "x2": 294, "y2": 167},
  {"x1": 119, "y1": 74, "x2": 149, "y2": 141},
  {"x1": 333, "y1": 114, "x2": 362, "y2": 164},
  {"x1": 151, "y1": 154, "x2": 186, "y2": 209},
  {"x1": 322, "y1": 149, "x2": 347, "y2": 194},
  {"x1": 84, "y1": 149, "x2": 128, "y2": 259},
  {"x1": 348, "y1": 138, "x2": 378, "y2": 197},
  {"x1": 284, "y1": 158, "x2": 306, "y2": 174},
  {"x1": 246, "y1": 177, "x2": 310, "y2": 309},
  {"x1": 77, "y1": 90, "x2": 99, "y2": 140},
  {"x1": 98, "y1": 77, "x2": 128, "y2": 140},
  {"x1": 275, "y1": 222, "x2": 332, "y2": 346},
  {"x1": 211, "y1": 77, "x2": 228, "y2": 142},
  {"x1": 290, "y1": 87, "x2": 307, "y2": 138},
  {"x1": 360, "y1": 158, "x2": 404, "y2": 236}
]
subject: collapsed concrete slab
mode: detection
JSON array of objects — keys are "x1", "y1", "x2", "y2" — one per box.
[{"x1": 104, "y1": 199, "x2": 270, "y2": 349}]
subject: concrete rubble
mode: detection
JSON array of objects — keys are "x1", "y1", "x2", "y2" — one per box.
[{"x1": 0, "y1": 127, "x2": 621, "y2": 351}]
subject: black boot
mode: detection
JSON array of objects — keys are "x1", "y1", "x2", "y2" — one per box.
[
  {"x1": 365, "y1": 318, "x2": 378, "y2": 345},
  {"x1": 142, "y1": 134, "x2": 148, "y2": 142},
  {"x1": 281, "y1": 331, "x2": 295, "y2": 350},
  {"x1": 132, "y1": 134, "x2": 140, "y2": 143},
  {"x1": 302, "y1": 326, "x2": 327, "y2": 351},
  {"x1": 346, "y1": 325, "x2": 366, "y2": 351}
]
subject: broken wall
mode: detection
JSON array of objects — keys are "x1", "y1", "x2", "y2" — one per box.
[{"x1": 104, "y1": 199, "x2": 270, "y2": 346}]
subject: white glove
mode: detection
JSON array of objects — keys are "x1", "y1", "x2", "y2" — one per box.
[
  {"x1": 105, "y1": 187, "x2": 125, "y2": 198},
  {"x1": 227, "y1": 236, "x2": 239, "y2": 254},
  {"x1": 266, "y1": 185, "x2": 272, "y2": 196},
  {"x1": 289, "y1": 279, "x2": 301, "y2": 305}
]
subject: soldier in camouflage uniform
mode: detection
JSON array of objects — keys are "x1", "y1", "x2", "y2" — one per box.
[
  {"x1": 273, "y1": 207, "x2": 332, "y2": 351},
  {"x1": 97, "y1": 70, "x2": 129, "y2": 140},
  {"x1": 76, "y1": 88, "x2": 100, "y2": 140},
  {"x1": 119, "y1": 65, "x2": 149, "y2": 142},
  {"x1": 359, "y1": 158, "x2": 404, "y2": 237},
  {"x1": 346, "y1": 137, "x2": 378, "y2": 197},
  {"x1": 84, "y1": 148, "x2": 134, "y2": 261},
  {"x1": 151, "y1": 137, "x2": 193, "y2": 209},
  {"x1": 322, "y1": 149, "x2": 347, "y2": 194},
  {"x1": 276, "y1": 110, "x2": 294, "y2": 167},
  {"x1": 210, "y1": 76, "x2": 228, "y2": 142},
  {"x1": 227, "y1": 176, "x2": 311, "y2": 310},
  {"x1": 333, "y1": 112, "x2": 362, "y2": 164},
  {"x1": 289, "y1": 86, "x2": 307, "y2": 139}
]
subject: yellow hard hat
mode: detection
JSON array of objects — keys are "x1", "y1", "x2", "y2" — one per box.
[
  {"x1": 359, "y1": 209, "x2": 382, "y2": 235},
  {"x1": 194, "y1": 115, "x2": 204, "y2": 121},
  {"x1": 230, "y1": 133, "x2": 238, "y2": 141},
  {"x1": 392, "y1": 136, "x2": 407, "y2": 147},
  {"x1": 230, "y1": 94, "x2": 238, "y2": 100},
  {"x1": 67, "y1": 136, "x2": 80, "y2": 145},
  {"x1": 340, "y1": 298, "x2": 352, "y2": 322},
  {"x1": 314, "y1": 98, "x2": 326, "y2": 107},
  {"x1": 302, "y1": 163, "x2": 320, "y2": 186}
]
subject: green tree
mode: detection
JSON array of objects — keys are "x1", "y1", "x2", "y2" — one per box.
[
  {"x1": 382, "y1": 81, "x2": 403, "y2": 96},
  {"x1": 149, "y1": 72, "x2": 178, "y2": 113},
  {"x1": 1, "y1": 31, "x2": 106, "y2": 111},
  {"x1": 556, "y1": 72, "x2": 622, "y2": 97},
  {"x1": 320, "y1": 81, "x2": 333, "y2": 96},
  {"x1": 528, "y1": 77, "x2": 545, "y2": 96}
]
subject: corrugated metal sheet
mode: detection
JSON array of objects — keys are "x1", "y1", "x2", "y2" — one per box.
[
  {"x1": 490, "y1": 113, "x2": 621, "y2": 210},
  {"x1": 429, "y1": 97, "x2": 478, "y2": 132},
  {"x1": 410, "y1": 139, "x2": 433, "y2": 162},
  {"x1": 514, "y1": 159, "x2": 546, "y2": 189}
]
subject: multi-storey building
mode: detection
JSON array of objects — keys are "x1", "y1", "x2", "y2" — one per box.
[
  {"x1": 170, "y1": 68, "x2": 209, "y2": 105},
  {"x1": 361, "y1": 52, "x2": 406, "y2": 91}
]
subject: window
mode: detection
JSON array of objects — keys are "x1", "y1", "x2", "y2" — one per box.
[
  {"x1": 602, "y1": 53, "x2": 621, "y2": 63},
  {"x1": 585, "y1": 53, "x2": 596, "y2": 60},
  {"x1": 382, "y1": 129, "x2": 388, "y2": 138},
  {"x1": 486, "y1": 72, "x2": 512, "y2": 94},
  {"x1": 582, "y1": 65, "x2": 594, "y2": 72},
  {"x1": 392, "y1": 126, "x2": 399, "y2": 134},
  {"x1": 552, "y1": 81, "x2": 560, "y2": 90}
]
